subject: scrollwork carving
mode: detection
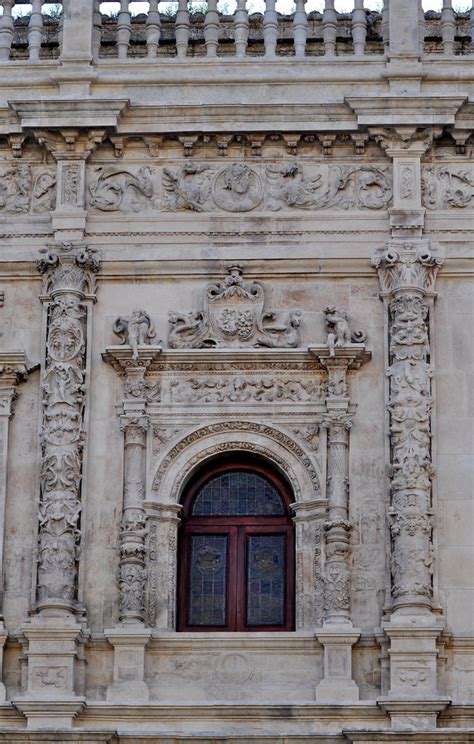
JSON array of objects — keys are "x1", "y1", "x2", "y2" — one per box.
[
  {"x1": 36, "y1": 244, "x2": 100, "y2": 607},
  {"x1": 422, "y1": 165, "x2": 474, "y2": 210},
  {"x1": 169, "y1": 375, "x2": 321, "y2": 404},
  {"x1": 168, "y1": 264, "x2": 301, "y2": 349},
  {"x1": 373, "y1": 242, "x2": 443, "y2": 611},
  {"x1": 89, "y1": 166, "x2": 154, "y2": 212},
  {"x1": 0, "y1": 164, "x2": 56, "y2": 214}
]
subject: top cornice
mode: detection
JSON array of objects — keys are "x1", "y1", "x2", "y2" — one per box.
[
  {"x1": 345, "y1": 96, "x2": 467, "y2": 128},
  {"x1": 8, "y1": 99, "x2": 129, "y2": 131}
]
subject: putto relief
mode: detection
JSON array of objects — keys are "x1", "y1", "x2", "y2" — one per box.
[
  {"x1": 168, "y1": 264, "x2": 301, "y2": 349},
  {"x1": 167, "y1": 375, "x2": 322, "y2": 404},
  {"x1": 0, "y1": 163, "x2": 56, "y2": 214},
  {"x1": 86, "y1": 160, "x2": 392, "y2": 214}
]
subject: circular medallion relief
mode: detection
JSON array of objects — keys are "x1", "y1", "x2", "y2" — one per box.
[{"x1": 212, "y1": 164, "x2": 263, "y2": 212}]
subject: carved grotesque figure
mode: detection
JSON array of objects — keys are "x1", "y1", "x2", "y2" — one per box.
[
  {"x1": 113, "y1": 309, "x2": 156, "y2": 360},
  {"x1": 324, "y1": 305, "x2": 367, "y2": 356}
]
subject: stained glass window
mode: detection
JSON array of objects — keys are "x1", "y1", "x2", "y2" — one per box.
[
  {"x1": 178, "y1": 461, "x2": 294, "y2": 632},
  {"x1": 188, "y1": 535, "x2": 227, "y2": 626},
  {"x1": 192, "y1": 470, "x2": 285, "y2": 516}
]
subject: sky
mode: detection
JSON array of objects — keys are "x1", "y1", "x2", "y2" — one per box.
[{"x1": 12, "y1": 1, "x2": 473, "y2": 17}]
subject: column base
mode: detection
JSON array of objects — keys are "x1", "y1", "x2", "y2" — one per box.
[
  {"x1": 315, "y1": 625, "x2": 360, "y2": 703},
  {"x1": 13, "y1": 698, "x2": 85, "y2": 729},
  {"x1": 105, "y1": 625, "x2": 152, "y2": 703}
]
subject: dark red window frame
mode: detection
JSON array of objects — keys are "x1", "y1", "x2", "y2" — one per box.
[{"x1": 178, "y1": 458, "x2": 295, "y2": 632}]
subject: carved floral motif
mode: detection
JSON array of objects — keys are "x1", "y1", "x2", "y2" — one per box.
[
  {"x1": 36, "y1": 244, "x2": 99, "y2": 605},
  {"x1": 373, "y1": 242, "x2": 443, "y2": 609},
  {"x1": 0, "y1": 165, "x2": 56, "y2": 214},
  {"x1": 422, "y1": 165, "x2": 474, "y2": 210},
  {"x1": 89, "y1": 166, "x2": 154, "y2": 211},
  {"x1": 88, "y1": 161, "x2": 392, "y2": 213},
  {"x1": 168, "y1": 264, "x2": 301, "y2": 349},
  {"x1": 169, "y1": 376, "x2": 321, "y2": 403}
]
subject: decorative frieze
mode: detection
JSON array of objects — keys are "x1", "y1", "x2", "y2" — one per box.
[
  {"x1": 87, "y1": 161, "x2": 393, "y2": 214},
  {"x1": 373, "y1": 241, "x2": 444, "y2": 613},
  {"x1": 0, "y1": 164, "x2": 56, "y2": 214},
  {"x1": 169, "y1": 376, "x2": 321, "y2": 404},
  {"x1": 422, "y1": 164, "x2": 474, "y2": 210},
  {"x1": 168, "y1": 264, "x2": 301, "y2": 349},
  {"x1": 36, "y1": 242, "x2": 99, "y2": 611}
]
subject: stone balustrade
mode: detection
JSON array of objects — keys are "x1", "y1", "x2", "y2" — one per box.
[{"x1": 0, "y1": 1, "x2": 473, "y2": 62}]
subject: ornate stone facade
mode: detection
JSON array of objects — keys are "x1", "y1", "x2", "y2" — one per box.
[{"x1": 0, "y1": 0, "x2": 473, "y2": 741}]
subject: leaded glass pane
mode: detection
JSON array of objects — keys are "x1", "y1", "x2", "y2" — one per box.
[
  {"x1": 246, "y1": 535, "x2": 285, "y2": 626},
  {"x1": 188, "y1": 535, "x2": 227, "y2": 626},
  {"x1": 192, "y1": 471, "x2": 285, "y2": 516}
]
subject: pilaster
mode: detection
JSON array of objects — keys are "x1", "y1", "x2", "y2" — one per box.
[
  {"x1": 14, "y1": 243, "x2": 99, "y2": 728},
  {"x1": 102, "y1": 337, "x2": 161, "y2": 703},
  {"x1": 0, "y1": 352, "x2": 30, "y2": 702},
  {"x1": 372, "y1": 241, "x2": 449, "y2": 727},
  {"x1": 311, "y1": 333, "x2": 370, "y2": 704}
]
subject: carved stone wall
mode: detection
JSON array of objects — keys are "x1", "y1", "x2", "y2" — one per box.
[{"x1": 0, "y1": 2, "x2": 473, "y2": 735}]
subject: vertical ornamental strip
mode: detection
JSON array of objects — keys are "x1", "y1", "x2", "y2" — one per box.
[
  {"x1": 373, "y1": 241, "x2": 448, "y2": 727},
  {"x1": 14, "y1": 243, "x2": 98, "y2": 729},
  {"x1": 373, "y1": 242, "x2": 443, "y2": 613},
  {"x1": 36, "y1": 242, "x2": 99, "y2": 611},
  {"x1": 103, "y1": 316, "x2": 161, "y2": 703}
]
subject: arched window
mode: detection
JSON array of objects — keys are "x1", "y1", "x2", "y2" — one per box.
[{"x1": 178, "y1": 457, "x2": 294, "y2": 632}]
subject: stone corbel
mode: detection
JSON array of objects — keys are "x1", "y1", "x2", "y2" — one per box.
[
  {"x1": 102, "y1": 344, "x2": 161, "y2": 703},
  {"x1": 309, "y1": 340, "x2": 370, "y2": 704},
  {"x1": 0, "y1": 352, "x2": 30, "y2": 703}
]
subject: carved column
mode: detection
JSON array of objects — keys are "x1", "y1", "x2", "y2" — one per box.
[
  {"x1": 14, "y1": 243, "x2": 98, "y2": 729},
  {"x1": 102, "y1": 344, "x2": 161, "y2": 703},
  {"x1": 0, "y1": 353, "x2": 30, "y2": 702},
  {"x1": 311, "y1": 344, "x2": 371, "y2": 704},
  {"x1": 373, "y1": 241, "x2": 449, "y2": 728}
]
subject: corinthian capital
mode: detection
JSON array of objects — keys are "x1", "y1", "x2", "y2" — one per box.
[
  {"x1": 372, "y1": 241, "x2": 444, "y2": 297},
  {"x1": 37, "y1": 242, "x2": 100, "y2": 298}
]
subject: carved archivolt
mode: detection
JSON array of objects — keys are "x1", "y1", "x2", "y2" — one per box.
[{"x1": 151, "y1": 420, "x2": 322, "y2": 505}]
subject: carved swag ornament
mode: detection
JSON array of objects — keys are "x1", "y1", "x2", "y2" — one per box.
[
  {"x1": 168, "y1": 264, "x2": 301, "y2": 349},
  {"x1": 373, "y1": 242, "x2": 443, "y2": 610},
  {"x1": 36, "y1": 243, "x2": 100, "y2": 607}
]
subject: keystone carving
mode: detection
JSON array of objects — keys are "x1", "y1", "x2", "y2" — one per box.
[
  {"x1": 36, "y1": 243, "x2": 100, "y2": 609},
  {"x1": 113, "y1": 309, "x2": 157, "y2": 360},
  {"x1": 168, "y1": 264, "x2": 301, "y2": 349},
  {"x1": 373, "y1": 242, "x2": 443, "y2": 611}
]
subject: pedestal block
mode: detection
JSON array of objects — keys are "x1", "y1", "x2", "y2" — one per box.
[
  {"x1": 105, "y1": 626, "x2": 152, "y2": 703},
  {"x1": 315, "y1": 625, "x2": 360, "y2": 702}
]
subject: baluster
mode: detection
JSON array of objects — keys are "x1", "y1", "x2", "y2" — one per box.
[
  {"x1": 204, "y1": 0, "x2": 220, "y2": 57},
  {"x1": 322, "y1": 0, "x2": 337, "y2": 57},
  {"x1": 234, "y1": 0, "x2": 249, "y2": 58},
  {"x1": 382, "y1": 0, "x2": 389, "y2": 55},
  {"x1": 0, "y1": 0, "x2": 14, "y2": 61},
  {"x1": 57, "y1": 2, "x2": 63, "y2": 57},
  {"x1": 92, "y1": 0, "x2": 102, "y2": 61},
  {"x1": 263, "y1": 0, "x2": 278, "y2": 58},
  {"x1": 471, "y1": 1, "x2": 474, "y2": 53},
  {"x1": 418, "y1": 0, "x2": 425, "y2": 55},
  {"x1": 175, "y1": 0, "x2": 190, "y2": 58},
  {"x1": 441, "y1": 0, "x2": 455, "y2": 55},
  {"x1": 28, "y1": 0, "x2": 44, "y2": 61},
  {"x1": 293, "y1": 0, "x2": 307, "y2": 58},
  {"x1": 146, "y1": 0, "x2": 161, "y2": 57},
  {"x1": 352, "y1": 0, "x2": 366, "y2": 57},
  {"x1": 117, "y1": 0, "x2": 131, "y2": 59}
]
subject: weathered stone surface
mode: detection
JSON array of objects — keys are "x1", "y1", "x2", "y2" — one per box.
[{"x1": 0, "y1": 0, "x2": 472, "y2": 740}]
